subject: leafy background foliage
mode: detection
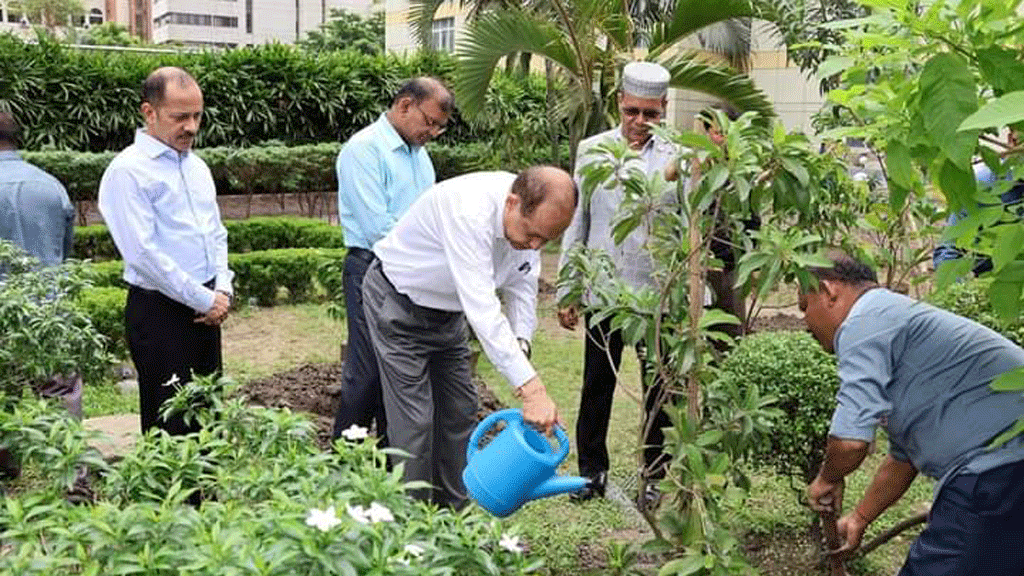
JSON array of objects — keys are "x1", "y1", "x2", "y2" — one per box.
[{"x1": 0, "y1": 35, "x2": 559, "y2": 154}]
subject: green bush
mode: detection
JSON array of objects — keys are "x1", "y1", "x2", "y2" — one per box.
[
  {"x1": 0, "y1": 35, "x2": 560, "y2": 154},
  {"x1": 927, "y1": 277, "x2": 1024, "y2": 346},
  {"x1": 0, "y1": 376, "x2": 542, "y2": 575},
  {"x1": 75, "y1": 286, "x2": 128, "y2": 360},
  {"x1": 75, "y1": 216, "x2": 346, "y2": 261},
  {"x1": 85, "y1": 248, "x2": 348, "y2": 307},
  {"x1": 716, "y1": 331, "x2": 839, "y2": 485},
  {"x1": 25, "y1": 140, "x2": 569, "y2": 207}
]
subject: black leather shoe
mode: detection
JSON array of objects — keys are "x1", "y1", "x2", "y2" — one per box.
[
  {"x1": 637, "y1": 482, "x2": 662, "y2": 511},
  {"x1": 570, "y1": 471, "x2": 607, "y2": 502}
]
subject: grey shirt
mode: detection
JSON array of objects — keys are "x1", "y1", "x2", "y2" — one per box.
[
  {"x1": 831, "y1": 288, "x2": 1024, "y2": 494},
  {"x1": 0, "y1": 150, "x2": 74, "y2": 266},
  {"x1": 557, "y1": 127, "x2": 677, "y2": 303}
]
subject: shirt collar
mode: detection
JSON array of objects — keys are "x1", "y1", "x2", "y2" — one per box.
[
  {"x1": 0, "y1": 150, "x2": 21, "y2": 162},
  {"x1": 377, "y1": 113, "x2": 412, "y2": 154},
  {"x1": 135, "y1": 128, "x2": 189, "y2": 160}
]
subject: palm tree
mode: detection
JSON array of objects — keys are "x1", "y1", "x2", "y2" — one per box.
[{"x1": 454, "y1": 0, "x2": 775, "y2": 164}]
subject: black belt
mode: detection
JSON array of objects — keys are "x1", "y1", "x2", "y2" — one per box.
[{"x1": 348, "y1": 247, "x2": 376, "y2": 264}]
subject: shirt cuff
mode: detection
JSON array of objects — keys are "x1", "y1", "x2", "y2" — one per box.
[
  {"x1": 505, "y1": 353, "x2": 537, "y2": 389},
  {"x1": 828, "y1": 410, "x2": 877, "y2": 443}
]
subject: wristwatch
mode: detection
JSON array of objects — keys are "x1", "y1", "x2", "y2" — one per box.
[{"x1": 517, "y1": 337, "x2": 532, "y2": 360}]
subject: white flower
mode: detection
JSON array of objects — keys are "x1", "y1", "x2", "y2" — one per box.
[
  {"x1": 305, "y1": 506, "x2": 342, "y2": 532},
  {"x1": 404, "y1": 544, "x2": 424, "y2": 557},
  {"x1": 499, "y1": 534, "x2": 523, "y2": 554},
  {"x1": 347, "y1": 502, "x2": 394, "y2": 524},
  {"x1": 367, "y1": 501, "x2": 394, "y2": 523},
  {"x1": 347, "y1": 503, "x2": 371, "y2": 524},
  {"x1": 340, "y1": 424, "x2": 369, "y2": 441}
]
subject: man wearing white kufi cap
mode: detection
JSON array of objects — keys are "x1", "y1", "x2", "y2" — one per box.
[{"x1": 556, "y1": 61, "x2": 677, "y2": 509}]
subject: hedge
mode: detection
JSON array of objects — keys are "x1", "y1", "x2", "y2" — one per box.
[
  {"x1": 75, "y1": 286, "x2": 128, "y2": 361},
  {"x1": 75, "y1": 216, "x2": 346, "y2": 261},
  {"x1": 716, "y1": 331, "x2": 839, "y2": 486},
  {"x1": 86, "y1": 248, "x2": 347, "y2": 307},
  {"x1": 927, "y1": 277, "x2": 1024, "y2": 346},
  {"x1": 0, "y1": 36, "x2": 560, "y2": 152},
  {"x1": 22, "y1": 141, "x2": 568, "y2": 206}
]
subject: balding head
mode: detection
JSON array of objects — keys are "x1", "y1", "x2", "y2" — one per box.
[
  {"x1": 0, "y1": 111, "x2": 18, "y2": 150},
  {"x1": 141, "y1": 67, "x2": 204, "y2": 152},
  {"x1": 386, "y1": 76, "x2": 453, "y2": 148},
  {"x1": 142, "y1": 67, "x2": 199, "y2": 108},
  {"x1": 504, "y1": 166, "x2": 578, "y2": 251}
]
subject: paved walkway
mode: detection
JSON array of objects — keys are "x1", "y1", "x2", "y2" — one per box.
[{"x1": 83, "y1": 414, "x2": 139, "y2": 460}]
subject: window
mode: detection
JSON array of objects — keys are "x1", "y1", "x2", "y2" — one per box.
[
  {"x1": 89, "y1": 8, "x2": 103, "y2": 25},
  {"x1": 430, "y1": 17, "x2": 454, "y2": 52},
  {"x1": 153, "y1": 11, "x2": 237, "y2": 28}
]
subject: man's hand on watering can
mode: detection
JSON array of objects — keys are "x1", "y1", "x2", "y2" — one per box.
[
  {"x1": 516, "y1": 377, "x2": 561, "y2": 435},
  {"x1": 807, "y1": 474, "x2": 844, "y2": 513}
]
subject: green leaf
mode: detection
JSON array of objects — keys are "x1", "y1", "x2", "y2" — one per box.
[
  {"x1": 990, "y1": 367, "x2": 1024, "y2": 392},
  {"x1": 937, "y1": 159, "x2": 976, "y2": 213},
  {"x1": 958, "y1": 91, "x2": 1024, "y2": 132},
  {"x1": 976, "y1": 47, "x2": 1024, "y2": 96},
  {"x1": 987, "y1": 417, "x2": 1024, "y2": 450},
  {"x1": 885, "y1": 140, "x2": 917, "y2": 191},
  {"x1": 816, "y1": 56, "x2": 855, "y2": 80},
  {"x1": 919, "y1": 53, "x2": 979, "y2": 169},
  {"x1": 988, "y1": 277, "x2": 1024, "y2": 324},
  {"x1": 659, "y1": 554, "x2": 705, "y2": 576},
  {"x1": 991, "y1": 224, "x2": 1024, "y2": 273}
]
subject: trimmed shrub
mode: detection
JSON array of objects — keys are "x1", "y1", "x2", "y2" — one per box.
[
  {"x1": 75, "y1": 216, "x2": 346, "y2": 261},
  {"x1": 24, "y1": 141, "x2": 569, "y2": 207},
  {"x1": 716, "y1": 331, "x2": 839, "y2": 485},
  {"x1": 85, "y1": 248, "x2": 348, "y2": 307},
  {"x1": 76, "y1": 286, "x2": 128, "y2": 360},
  {"x1": 1, "y1": 36, "x2": 561, "y2": 154},
  {"x1": 927, "y1": 277, "x2": 1024, "y2": 346}
]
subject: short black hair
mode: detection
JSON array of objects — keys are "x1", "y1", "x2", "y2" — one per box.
[
  {"x1": 142, "y1": 67, "x2": 198, "y2": 107},
  {"x1": 511, "y1": 165, "x2": 578, "y2": 217},
  {"x1": 0, "y1": 111, "x2": 18, "y2": 147},
  {"x1": 809, "y1": 251, "x2": 879, "y2": 285},
  {"x1": 391, "y1": 77, "x2": 454, "y2": 114}
]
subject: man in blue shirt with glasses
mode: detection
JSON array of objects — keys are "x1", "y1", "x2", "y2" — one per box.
[{"x1": 332, "y1": 77, "x2": 453, "y2": 445}]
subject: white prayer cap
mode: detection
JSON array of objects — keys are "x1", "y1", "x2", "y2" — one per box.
[{"x1": 622, "y1": 62, "x2": 670, "y2": 99}]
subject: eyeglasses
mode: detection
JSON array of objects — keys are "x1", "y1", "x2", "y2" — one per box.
[
  {"x1": 415, "y1": 103, "x2": 448, "y2": 134},
  {"x1": 622, "y1": 107, "x2": 662, "y2": 120}
]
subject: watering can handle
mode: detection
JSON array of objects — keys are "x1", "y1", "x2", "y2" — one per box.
[
  {"x1": 466, "y1": 408, "x2": 523, "y2": 461},
  {"x1": 551, "y1": 423, "x2": 570, "y2": 463}
]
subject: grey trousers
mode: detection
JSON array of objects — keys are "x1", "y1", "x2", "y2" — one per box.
[{"x1": 362, "y1": 260, "x2": 477, "y2": 509}]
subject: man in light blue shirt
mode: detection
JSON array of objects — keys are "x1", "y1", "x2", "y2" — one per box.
[
  {"x1": 803, "y1": 252, "x2": 1024, "y2": 575},
  {"x1": 0, "y1": 111, "x2": 83, "y2": 482},
  {"x1": 332, "y1": 77, "x2": 452, "y2": 443},
  {"x1": 99, "y1": 67, "x2": 233, "y2": 438}
]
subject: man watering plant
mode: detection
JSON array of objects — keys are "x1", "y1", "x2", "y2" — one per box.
[
  {"x1": 802, "y1": 251, "x2": 1024, "y2": 575},
  {"x1": 363, "y1": 166, "x2": 575, "y2": 509}
]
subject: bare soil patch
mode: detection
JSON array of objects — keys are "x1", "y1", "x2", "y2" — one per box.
[{"x1": 240, "y1": 362, "x2": 508, "y2": 449}]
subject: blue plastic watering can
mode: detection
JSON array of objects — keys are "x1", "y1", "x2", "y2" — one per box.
[{"x1": 463, "y1": 409, "x2": 588, "y2": 517}]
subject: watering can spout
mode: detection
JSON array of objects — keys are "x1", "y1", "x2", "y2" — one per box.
[{"x1": 528, "y1": 474, "x2": 589, "y2": 501}]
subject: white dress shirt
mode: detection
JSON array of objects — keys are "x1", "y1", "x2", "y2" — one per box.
[
  {"x1": 98, "y1": 130, "x2": 233, "y2": 313},
  {"x1": 374, "y1": 171, "x2": 540, "y2": 388},
  {"x1": 557, "y1": 127, "x2": 677, "y2": 303}
]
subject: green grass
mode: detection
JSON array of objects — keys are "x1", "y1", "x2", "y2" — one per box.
[{"x1": 82, "y1": 382, "x2": 138, "y2": 418}]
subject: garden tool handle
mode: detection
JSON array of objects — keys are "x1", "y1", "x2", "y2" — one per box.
[{"x1": 820, "y1": 509, "x2": 847, "y2": 576}]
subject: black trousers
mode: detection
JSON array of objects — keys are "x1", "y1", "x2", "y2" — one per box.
[
  {"x1": 126, "y1": 282, "x2": 221, "y2": 436},
  {"x1": 576, "y1": 314, "x2": 671, "y2": 479},
  {"x1": 331, "y1": 248, "x2": 388, "y2": 445}
]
